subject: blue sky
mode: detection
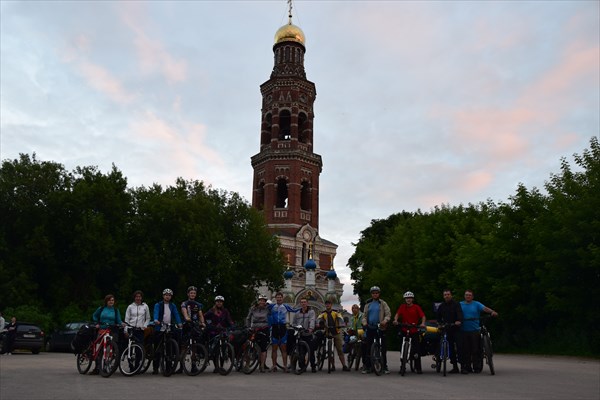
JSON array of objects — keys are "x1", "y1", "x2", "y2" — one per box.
[{"x1": 1, "y1": 0, "x2": 598, "y2": 309}]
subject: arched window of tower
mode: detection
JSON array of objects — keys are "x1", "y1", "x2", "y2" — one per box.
[
  {"x1": 276, "y1": 178, "x2": 288, "y2": 208},
  {"x1": 298, "y1": 112, "x2": 308, "y2": 143},
  {"x1": 278, "y1": 110, "x2": 291, "y2": 140},
  {"x1": 301, "y1": 181, "x2": 311, "y2": 211}
]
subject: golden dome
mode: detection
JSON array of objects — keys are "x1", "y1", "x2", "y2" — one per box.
[{"x1": 274, "y1": 23, "x2": 305, "y2": 46}]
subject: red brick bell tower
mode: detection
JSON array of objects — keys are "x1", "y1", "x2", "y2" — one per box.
[{"x1": 251, "y1": 4, "x2": 342, "y2": 308}]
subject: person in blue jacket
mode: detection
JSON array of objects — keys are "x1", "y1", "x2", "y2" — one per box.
[
  {"x1": 151, "y1": 288, "x2": 182, "y2": 374},
  {"x1": 268, "y1": 292, "x2": 298, "y2": 372}
]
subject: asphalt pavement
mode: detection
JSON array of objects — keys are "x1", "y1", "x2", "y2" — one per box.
[{"x1": 0, "y1": 351, "x2": 598, "y2": 400}]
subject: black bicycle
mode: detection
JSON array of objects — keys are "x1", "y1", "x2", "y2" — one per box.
[
  {"x1": 478, "y1": 316, "x2": 495, "y2": 375},
  {"x1": 155, "y1": 323, "x2": 180, "y2": 377},
  {"x1": 369, "y1": 324, "x2": 385, "y2": 376},
  {"x1": 344, "y1": 329, "x2": 363, "y2": 371},
  {"x1": 288, "y1": 325, "x2": 312, "y2": 375},
  {"x1": 205, "y1": 326, "x2": 235, "y2": 375},
  {"x1": 180, "y1": 321, "x2": 208, "y2": 376}
]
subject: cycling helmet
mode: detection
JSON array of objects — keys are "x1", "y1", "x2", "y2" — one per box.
[
  {"x1": 258, "y1": 294, "x2": 268, "y2": 301},
  {"x1": 403, "y1": 291, "x2": 414, "y2": 298},
  {"x1": 370, "y1": 286, "x2": 381, "y2": 293},
  {"x1": 187, "y1": 286, "x2": 197, "y2": 293},
  {"x1": 163, "y1": 288, "x2": 173, "y2": 295},
  {"x1": 215, "y1": 295, "x2": 225, "y2": 302}
]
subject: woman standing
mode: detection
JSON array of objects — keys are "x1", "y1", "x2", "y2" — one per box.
[
  {"x1": 245, "y1": 295, "x2": 270, "y2": 372},
  {"x1": 90, "y1": 294, "x2": 123, "y2": 374},
  {"x1": 125, "y1": 290, "x2": 150, "y2": 344}
]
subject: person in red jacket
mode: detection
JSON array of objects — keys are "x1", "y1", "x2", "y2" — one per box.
[{"x1": 393, "y1": 291, "x2": 426, "y2": 374}]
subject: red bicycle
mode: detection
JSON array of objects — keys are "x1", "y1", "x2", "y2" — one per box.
[{"x1": 76, "y1": 326, "x2": 120, "y2": 377}]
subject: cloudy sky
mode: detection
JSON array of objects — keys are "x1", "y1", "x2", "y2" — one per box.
[{"x1": 1, "y1": 0, "x2": 598, "y2": 309}]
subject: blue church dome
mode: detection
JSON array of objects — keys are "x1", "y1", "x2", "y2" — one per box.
[
  {"x1": 304, "y1": 258, "x2": 317, "y2": 270},
  {"x1": 326, "y1": 269, "x2": 337, "y2": 279},
  {"x1": 283, "y1": 269, "x2": 294, "y2": 279}
]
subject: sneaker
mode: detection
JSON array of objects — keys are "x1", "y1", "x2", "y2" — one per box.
[
  {"x1": 89, "y1": 369, "x2": 99, "y2": 375},
  {"x1": 450, "y1": 367, "x2": 460, "y2": 374},
  {"x1": 361, "y1": 368, "x2": 371, "y2": 374},
  {"x1": 311, "y1": 367, "x2": 317, "y2": 373},
  {"x1": 383, "y1": 368, "x2": 390, "y2": 375},
  {"x1": 343, "y1": 365, "x2": 350, "y2": 372}
]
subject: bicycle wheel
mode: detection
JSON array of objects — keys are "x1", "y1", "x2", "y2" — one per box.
[
  {"x1": 327, "y1": 339, "x2": 334, "y2": 374},
  {"x1": 241, "y1": 343, "x2": 260, "y2": 374},
  {"x1": 119, "y1": 342, "x2": 145, "y2": 376},
  {"x1": 76, "y1": 350, "x2": 92, "y2": 374},
  {"x1": 161, "y1": 338, "x2": 180, "y2": 377},
  {"x1": 442, "y1": 340, "x2": 448, "y2": 377},
  {"x1": 400, "y1": 340, "x2": 409, "y2": 376},
  {"x1": 99, "y1": 339, "x2": 120, "y2": 378},
  {"x1": 182, "y1": 342, "x2": 208, "y2": 376},
  {"x1": 483, "y1": 335, "x2": 495, "y2": 375},
  {"x1": 315, "y1": 341, "x2": 325, "y2": 371},
  {"x1": 347, "y1": 346, "x2": 355, "y2": 370},
  {"x1": 216, "y1": 342, "x2": 235, "y2": 375},
  {"x1": 371, "y1": 341, "x2": 382, "y2": 376},
  {"x1": 292, "y1": 340, "x2": 310, "y2": 375}
]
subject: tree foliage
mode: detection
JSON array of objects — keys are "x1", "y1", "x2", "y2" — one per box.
[
  {"x1": 0, "y1": 154, "x2": 284, "y2": 333},
  {"x1": 349, "y1": 137, "x2": 600, "y2": 356}
]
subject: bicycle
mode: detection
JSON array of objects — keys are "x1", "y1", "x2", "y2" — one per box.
[
  {"x1": 118, "y1": 323, "x2": 146, "y2": 376},
  {"x1": 154, "y1": 323, "x2": 180, "y2": 377},
  {"x1": 344, "y1": 329, "x2": 363, "y2": 371},
  {"x1": 240, "y1": 327, "x2": 269, "y2": 374},
  {"x1": 432, "y1": 323, "x2": 452, "y2": 376},
  {"x1": 76, "y1": 325, "x2": 120, "y2": 378},
  {"x1": 180, "y1": 321, "x2": 208, "y2": 376},
  {"x1": 287, "y1": 325, "x2": 312, "y2": 375},
  {"x1": 477, "y1": 316, "x2": 495, "y2": 375},
  {"x1": 397, "y1": 323, "x2": 424, "y2": 376},
  {"x1": 205, "y1": 326, "x2": 235, "y2": 375},
  {"x1": 367, "y1": 324, "x2": 385, "y2": 376},
  {"x1": 314, "y1": 328, "x2": 336, "y2": 373}
]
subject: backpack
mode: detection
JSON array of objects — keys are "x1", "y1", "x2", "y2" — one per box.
[{"x1": 71, "y1": 324, "x2": 96, "y2": 353}]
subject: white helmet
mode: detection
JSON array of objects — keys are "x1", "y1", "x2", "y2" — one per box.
[
  {"x1": 215, "y1": 295, "x2": 225, "y2": 302},
  {"x1": 162, "y1": 288, "x2": 173, "y2": 295},
  {"x1": 403, "y1": 291, "x2": 414, "y2": 298},
  {"x1": 370, "y1": 286, "x2": 381, "y2": 293},
  {"x1": 258, "y1": 294, "x2": 268, "y2": 301}
]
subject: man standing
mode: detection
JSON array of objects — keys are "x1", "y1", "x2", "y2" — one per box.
[
  {"x1": 317, "y1": 300, "x2": 350, "y2": 371},
  {"x1": 460, "y1": 289, "x2": 498, "y2": 374},
  {"x1": 292, "y1": 298, "x2": 317, "y2": 372},
  {"x1": 436, "y1": 289, "x2": 463, "y2": 373},
  {"x1": 268, "y1": 292, "x2": 298, "y2": 372},
  {"x1": 361, "y1": 286, "x2": 392, "y2": 374}
]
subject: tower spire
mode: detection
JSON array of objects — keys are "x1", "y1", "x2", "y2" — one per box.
[{"x1": 287, "y1": 0, "x2": 293, "y2": 24}]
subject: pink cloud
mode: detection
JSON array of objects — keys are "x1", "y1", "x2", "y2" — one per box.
[
  {"x1": 117, "y1": 3, "x2": 187, "y2": 83},
  {"x1": 77, "y1": 61, "x2": 135, "y2": 105}
]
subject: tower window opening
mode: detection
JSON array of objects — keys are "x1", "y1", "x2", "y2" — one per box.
[
  {"x1": 298, "y1": 112, "x2": 308, "y2": 143},
  {"x1": 300, "y1": 181, "x2": 311, "y2": 211},
  {"x1": 276, "y1": 178, "x2": 288, "y2": 208},
  {"x1": 279, "y1": 110, "x2": 291, "y2": 140}
]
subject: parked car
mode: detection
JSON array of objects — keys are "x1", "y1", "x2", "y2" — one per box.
[
  {"x1": 0, "y1": 322, "x2": 45, "y2": 354},
  {"x1": 46, "y1": 322, "x2": 90, "y2": 352}
]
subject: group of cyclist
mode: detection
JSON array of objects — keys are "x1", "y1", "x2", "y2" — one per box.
[{"x1": 89, "y1": 285, "x2": 497, "y2": 376}]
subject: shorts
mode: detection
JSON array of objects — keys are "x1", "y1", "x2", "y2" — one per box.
[{"x1": 271, "y1": 324, "x2": 288, "y2": 345}]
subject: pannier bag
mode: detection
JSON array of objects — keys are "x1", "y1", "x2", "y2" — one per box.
[{"x1": 71, "y1": 324, "x2": 96, "y2": 353}]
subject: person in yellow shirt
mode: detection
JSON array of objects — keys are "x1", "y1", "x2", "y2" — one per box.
[{"x1": 317, "y1": 300, "x2": 350, "y2": 371}]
